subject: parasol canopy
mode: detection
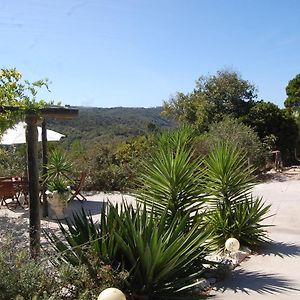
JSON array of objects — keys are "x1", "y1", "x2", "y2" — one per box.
[{"x1": 0, "y1": 122, "x2": 65, "y2": 145}]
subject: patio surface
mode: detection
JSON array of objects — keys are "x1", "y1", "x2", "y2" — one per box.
[{"x1": 213, "y1": 178, "x2": 300, "y2": 299}]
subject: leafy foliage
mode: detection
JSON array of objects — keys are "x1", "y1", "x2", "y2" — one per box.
[
  {"x1": 80, "y1": 135, "x2": 155, "y2": 191},
  {"x1": 162, "y1": 69, "x2": 257, "y2": 131},
  {"x1": 197, "y1": 117, "x2": 268, "y2": 170},
  {"x1": 0, "y1": 146, "x2": 27, "y2": 176},
  {"x1": 244, "y1": 101, "x2": 298, "y2": 164},
  {"x1": 204, "y1": 144, "x2": 271, "y2": 250},
  {"x1": 0, "y1": 235, "x2": 55, "y2": 300},
  {"x1": 0, "y1": 233, "x2": 126, "y2": 300},
  {"x1": 284, "y1": 73, "x2": 300, "y2": 112},
  {"x1": 206, "y1": 196, "x2": 272, "y2": 250},
  {"x1": 0, "y1": 68, "x2": 52, "y2": 134}
]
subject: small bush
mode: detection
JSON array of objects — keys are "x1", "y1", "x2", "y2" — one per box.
[
  {"x1": 0, "y1": 235, "x2": 55, "y2": 300},
  {"x1": 0, "y1": 232, "x2": 126, "y2": 300}
]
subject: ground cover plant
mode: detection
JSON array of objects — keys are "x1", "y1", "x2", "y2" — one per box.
[{"x1": 0, "y1": 231, "x2": 126, "y2": 300}]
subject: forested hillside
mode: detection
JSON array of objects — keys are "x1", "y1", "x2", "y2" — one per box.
[{"x1": 48, "y1": 106, "x2": 175, "y2": 146}]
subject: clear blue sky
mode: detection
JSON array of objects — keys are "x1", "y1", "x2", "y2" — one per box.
[{"x1": 1, "y1": 0, "x2": 299, "y2": 108}]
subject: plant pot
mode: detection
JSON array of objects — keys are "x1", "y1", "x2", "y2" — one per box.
[{"x1": 48, "y1": 191, "x2": 69, "y2": 219}]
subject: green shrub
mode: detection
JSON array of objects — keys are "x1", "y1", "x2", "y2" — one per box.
[
  {"x1": 0, "y1": 230, "x2": 124, "y2": 300},
  {"x1": 0, "y1": 235, "x2": 55, "y2": 300},
  {"x1": 204, "y1": 144, "x2": 272, "y2": 250},
  {"x1": 196, "y1": 117, "x2": 268, "y2": 170}
]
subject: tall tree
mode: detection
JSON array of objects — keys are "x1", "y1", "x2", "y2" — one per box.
[
  {"x1": 284, "y1": 74, "x2": 300, "y2": 113},
  {"x1": 162, "y1": 69, "x2": 257, "y2": 131}
]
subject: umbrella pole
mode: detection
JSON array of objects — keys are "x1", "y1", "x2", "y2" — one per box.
[
  {"x1": 42, "y1": 120, "x2": 48, "y2": 217},
  {"x1": 25, "y1": 115, "x2": 40, "y2": 259}
]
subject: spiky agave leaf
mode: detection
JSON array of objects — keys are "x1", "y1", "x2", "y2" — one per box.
[
  {"x1": 46, "y1": 202, "x2": 211, "y2": 299},
  {"x1": 112, "y1": 203, "x2": 210, "y2": 299},
  {"x1": 135, "y1": 127, "x2": 207, "y2": 226},
  {"x1": 204, "y1": 143, "x2": 255, "y2": 206},
  {"x1": 204, "y1": 144, "x2": 272, "y2": 250}
]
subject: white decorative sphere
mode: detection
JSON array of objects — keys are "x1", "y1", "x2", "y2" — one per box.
[
  {"x1": 225, "y1": 237, "x2": 240, "y2": 252},
  {"x1": 98, "y1": 288, "x2": 126, "y2": 300}
]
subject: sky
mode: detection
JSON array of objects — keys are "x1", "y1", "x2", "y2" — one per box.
[{"x1": 0, "y1": 0, "x2": 299, "y2": 108}]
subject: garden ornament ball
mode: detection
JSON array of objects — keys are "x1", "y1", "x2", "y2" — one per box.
[
  {"x1": 98, "y1": 288, "x2": 126, "y2": 300},
  {"x1": 225, "y1": 237, "x2": 240, "y2": 252}
]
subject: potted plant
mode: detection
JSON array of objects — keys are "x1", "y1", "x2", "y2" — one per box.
[{"x1": 46, "y1": 149, "x2": 73, "y2": 219}]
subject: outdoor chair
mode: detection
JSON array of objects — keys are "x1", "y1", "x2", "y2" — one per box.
[
  {"x1": 0, "y1": 180, "x2": 20, "y2": 208},
  {"x1": 69, "y1": 172, "x2": 88, "y2": 202}
]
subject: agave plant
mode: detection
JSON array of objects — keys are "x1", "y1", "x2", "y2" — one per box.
[
  {"x1": 204, "y1": 144, "x2": 272, "y2": 250},
  {"x1": 47, "y1": 203, "x2": 210, "y2": 299},
  {"x1": 135, "y1": 127, "x2": 206, "y2": 226}
]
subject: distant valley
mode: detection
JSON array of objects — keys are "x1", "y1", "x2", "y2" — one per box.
[{"x1": 48, "y1": 106, "x2": 175, "y2": 146}]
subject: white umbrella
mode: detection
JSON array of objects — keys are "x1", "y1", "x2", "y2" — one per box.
[{"x1": 0, "y1": 122, "x2": 65, "y2": 145}]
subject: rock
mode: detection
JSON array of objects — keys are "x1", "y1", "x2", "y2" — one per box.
[{"x1": 229, "y1": 250, "x2": 250, "y2": 266}]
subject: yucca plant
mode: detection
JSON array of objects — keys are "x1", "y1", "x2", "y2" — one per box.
[
  {"x1": 47, "y1": 203, "x2": 210, "y2": 299},
  {"x1": 206, "y1": 196, "x2": 272, "y2": 250},
  {"x1": 46, "y1": 206, "x2": 122, "y2": 279},
  {"x1": 135, "y1": 127, "x2": 206, "y2": 226},
  {"x1": 113, "y1": 204, "x2": 210, "y2": 299},
  {"x1": 46, "y1": 149, "x2": 74, "y2": 193},
  {"x1": 204, "y1": 144, "x2": 272, "y2": 250},
  {"x1": 205, "y1": 143, "x2": 255, "y2": 207}
]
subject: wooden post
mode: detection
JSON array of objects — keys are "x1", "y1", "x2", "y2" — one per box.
[
  {"x1": 25, "y1": 114, "x2": 40, "y2": 258},
  {"x1": 42, "y1": 120, "x2": 48, "y2": 217}
]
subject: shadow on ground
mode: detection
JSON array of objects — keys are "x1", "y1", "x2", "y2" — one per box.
[
  {"x1": 215, "y1": 269, "x2": 300, "y2": 295},
  {"x1": 260, "y1": 241, "x2": 300, "y2": 258},
  {"x1": 66, "y1": 199, "x2": 106, "y2": 219}
]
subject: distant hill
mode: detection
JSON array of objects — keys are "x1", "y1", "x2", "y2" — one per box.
[{"x1": 47, "y1": 106, "x2": 175, "y2": 147}]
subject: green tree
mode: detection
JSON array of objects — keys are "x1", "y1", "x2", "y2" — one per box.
[
  {"x1": 284, "y1": 74, "x2": 300, "y2": 112},
  {"x1": 244, "y1": 101, "x2": 298, "y2": 163},
  {"x1": 162, "y1": 69, "x2": 257, "y2": 131}
]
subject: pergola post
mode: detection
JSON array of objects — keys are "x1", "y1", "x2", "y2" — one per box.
[
  {"x1": 42, "y1": 119, "x2": 48, "y2": 217},
  {"x1": 25, "y1": 114, "x2": 40, "y2": 259}
]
